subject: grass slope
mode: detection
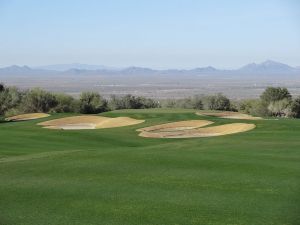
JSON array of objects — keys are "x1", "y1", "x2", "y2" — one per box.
[{"x1": 0, "y1": 109, "x2": 299, "y2": 225}]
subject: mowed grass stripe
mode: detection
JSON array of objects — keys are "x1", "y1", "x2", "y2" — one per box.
[{"x1": 0, "y1": 150, "x2": 82, "y2": 163}]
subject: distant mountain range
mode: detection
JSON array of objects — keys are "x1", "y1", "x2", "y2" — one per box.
[
  {"x1": 238, "y1": 60, "x2": 296, "y2": 73},
  {"x1": 34, "y1": 63, "x2": 118, "y2": 71},
  {"x1": 0, "y1": 60, "x2": 299, "y2": 76}
]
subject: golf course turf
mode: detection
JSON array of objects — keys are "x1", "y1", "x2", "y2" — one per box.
[{"x1": 0, "y1": 109, "x2": 299, "y2": 225}]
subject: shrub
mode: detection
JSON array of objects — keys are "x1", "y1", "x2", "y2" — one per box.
[
  {"x1": 21, "y1": 88, "x2": 57, "y2": 113},
  {"x1": 160, "y1": 99, "x2": 177, "y2": 108},
  {"x1": 136, "y1": 96, "x2": 160, "y2": 109},
  {"x1": 53, "y1": 93, "x2": 77, "y2": 113},
  {"x1": 0, "y1": 83, "x2": 4, "y2": 92},
  {"x1": 79, "y1": 92, "x2": 108, "y2": 114},
  {"x1": 0, "y1": 86, "x2": 22, "y2": 115},
  {"x1": 291, "y1": 97, "x2": 300, "y2": 118},
  {"x1": 202, "y1": 93, "x2": 231, "y2": 111},
  {"x1": 108, "y1": 95, "x2": 159, "y2": 110},
  {"x1": 237, "y1": 99, "x2": 268, "y2": 116},
  {"x1": 190, "y1": 95, "x2": 203, "y2": 109},
  {"x1": 268, "y1": 99, "x2": 292, "y2": 117}
]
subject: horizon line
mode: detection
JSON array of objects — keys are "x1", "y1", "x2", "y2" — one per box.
[{"x1": 1, "y1": 59, "x2": 299, "y2": 71}]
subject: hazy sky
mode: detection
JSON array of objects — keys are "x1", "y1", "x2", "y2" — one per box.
[{"x1": 0, "y1": 0, "x2": 299, "y2": 69}]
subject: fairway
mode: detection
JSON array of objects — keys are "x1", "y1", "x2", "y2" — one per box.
[{"x1": 0, "y1": 109, "x2": 299, "y2": 225}]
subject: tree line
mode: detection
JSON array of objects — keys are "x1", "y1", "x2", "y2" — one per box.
[
  {"x1": 161, "y1": 87, "x2": 300, "y2": 118},
  {"x1": 0, "y1": 83, "x2": 159, "y2": 116},
  {"x1": 237, "y1": 87, "x2": 300, "y2": 118},
  {"x1": 0, "y1": 83, "x2": 300, "y2": 118}
]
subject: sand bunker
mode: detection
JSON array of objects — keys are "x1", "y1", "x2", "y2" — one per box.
[
  {"x1": 138, "y1": 120, "x2": 255, "y2": 138},
  {"x1": 5, "y1": 113, "x2": 50, "y2": 121},
  {"x1": 196, "y1": 111, "x2": 262, "y2": 120},
  {"x1": 38, "y1": 115, "x2": 144, "y2": 130},
  {"x1": 137, "y1": 120, "x2": 213, "y2": 132}
]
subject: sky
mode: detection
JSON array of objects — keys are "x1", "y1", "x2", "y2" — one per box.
[{"x1": 0, "y1": 0, "x2": 299, "y2": 69}]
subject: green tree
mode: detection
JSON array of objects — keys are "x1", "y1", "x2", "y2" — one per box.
[{"x1": 260, "y1": 87, "x2": 291, "y2": 104}]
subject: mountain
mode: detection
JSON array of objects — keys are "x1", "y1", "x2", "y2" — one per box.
[
  {"x1": 0, "y1": 65, "x2": 54, "y2": 76},
  {"x1": 238, "y1": 60, "x2": 296, "y2": 74},
  {"x1": 194, "y1": 66, "x2": 217, "y2": 72},
  {"x1": 2, "y1": 65, "x2": 31, "y2": 73},
  {"x1": 121, "y1": 67, "x2": 156, "y2": 75},
  {"x1": 0, "y1": 60, "x2": 299, "y2": 76},
  {"x1": 35, "y1": 63, "x2": 119, "y2": 71},
  {"x1": 190, "y1": 66, "x2": 220, "y2": 75}
]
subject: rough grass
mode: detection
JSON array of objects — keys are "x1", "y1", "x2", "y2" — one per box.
[{"x1": 0, "y1": 109, "x2": 299, "y2": 225}]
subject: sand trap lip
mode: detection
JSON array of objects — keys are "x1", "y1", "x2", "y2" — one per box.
[
  {"x1": 137, "y1": 120, "x2": 255, "y2": 138},
  {"x1": 38, "y1": 115, "x2": 144, "y2": 130},
  {"x1": 53, "y1": 123, "x2": 96, "y2": 130},
  {"x1": 5, "y1": 113, "x2": 50, "y2": 121},
  {"x1": 196, "y1": 111, "x2": 262, "y2": 120}
]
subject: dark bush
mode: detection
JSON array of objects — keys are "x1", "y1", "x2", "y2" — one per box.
[{"x1": 0, "y1": 83, "x2": 4, "y2": 92}]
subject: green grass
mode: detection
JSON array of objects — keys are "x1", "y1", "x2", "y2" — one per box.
[{"x1": 0, "y1": 109, "x2": 299, "y2": 225}]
